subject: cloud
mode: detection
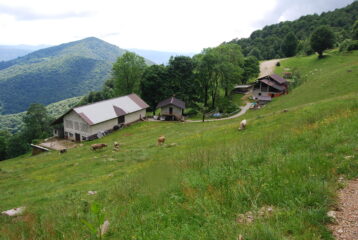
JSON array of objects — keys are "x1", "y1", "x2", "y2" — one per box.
[
  {"x1": 0, "y1": 4, "x2": 92, "y2": 21},
  {"x1": 254, "y1": 0, "x2": 355, "y2": 28}
]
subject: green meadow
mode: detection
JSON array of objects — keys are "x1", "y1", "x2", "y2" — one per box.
[{"x1": 0, "y1": 51, "x2": 358, "y2": 239}]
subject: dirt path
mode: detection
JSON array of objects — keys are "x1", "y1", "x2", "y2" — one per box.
[
  {"x1": 259, "y1": 59, "x2": 282, "y2": 77},
  {"x1": 329, "y1": 178, "x2": 358, "y2": 240},
  {"x1": 186, "y1": 102, "x2": 252, "y2": 123}
]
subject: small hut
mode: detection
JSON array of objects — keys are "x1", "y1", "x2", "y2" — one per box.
[
  {"x1": 157, "y1": 96, "x2": 185, "y2": 121},
  {"x1": 253, "y1": 74, "x2": 288, "y2": 99}
]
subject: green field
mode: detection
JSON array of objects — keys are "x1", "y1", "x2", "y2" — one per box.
[{"x1": 0, "y1": 51, "x2": 358, "y2": 239}]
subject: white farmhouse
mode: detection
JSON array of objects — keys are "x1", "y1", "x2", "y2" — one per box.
[{"x1": 52, "y1": 94, "x2": 149, "y2": 141}]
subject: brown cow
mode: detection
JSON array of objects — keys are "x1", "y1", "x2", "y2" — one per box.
[
  {"x1": 91, "y1": 143, "x2": 107, "y2": 150},
  {"x1": 157, "y1": 136, "x2": 165, "y2": 145}
]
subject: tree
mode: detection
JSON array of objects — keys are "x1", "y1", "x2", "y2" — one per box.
[
  {"x1": 310, "y1": 26, "x2": 335, "y2": 58},
  {"x1": 193, "y1": 51, "x2": 215, "y2": 108},
  {"x1": 281, "y1": 32, "x2": 298, "y2": 57},
  {"x1": 215, "y1": 44, "x2": 244, "y2": 97},
  {"x1": 140, "y1": 65, "x2": 169, "y2": 115},
  {"x1": 248, "y1": 47, "x2": 262, "y2": 60},
  {"x1": 22, "y1": 103, "x2": 51, "y2": 141},
  {"x1": 242, "y1": 56, "x2": 260, "y2": 83},
  {"x1": 6, "y1": 133, "x2": 29, "y2": 159},
  {"x1": 113, "y1": 52, "x2": 146, "y2": 95},
  {"x1": 167, "y1": 56, "x2": 198, "y2": 105},
  {"x1": 0, "y1": 131, "x2": 10, "y2": 161},
  {"x1": 353, "y1": 20, "x2": 358, "y2": 40}
]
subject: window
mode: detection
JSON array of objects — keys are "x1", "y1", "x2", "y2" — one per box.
[
  {"x1": 118, "y1": 115, "x2": 125, "y2": 124},
  {"x1": 74, "y1": 122, "x2": 79, "y2": 130},
  {"x1": 80, "y1": 123, "x2": 88, "y2": 132},
  {"x1": 65, "y1": 120, "x2": 73, "y2": 129},
  {"x1": 82, "y1": 136, "x2": 87, "y2": 141},
  {"x1": 69, "y1": 133, "x2": 73, "y2": 137}
]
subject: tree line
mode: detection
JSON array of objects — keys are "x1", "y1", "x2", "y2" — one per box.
[
  {"x1": 0, "y1": 104, "x2": 52, "y2": 160},
  {"x1": 228, "y1": 1, "x2": 358, "y2": 59},
  {"x1": 80, "y1": 43, "x2": 259, "y2": 115}
]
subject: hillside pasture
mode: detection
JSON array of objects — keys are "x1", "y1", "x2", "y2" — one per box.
[{"x1": 0, "y1": 51, "x2": 358, "y2": 239}]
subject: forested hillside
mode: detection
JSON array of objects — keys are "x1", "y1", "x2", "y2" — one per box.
[
  {"x1": 0, "y1": 96, "x2": 81, "y2": 134},
  {"x1": 229, "y1": 1, "x2": 358, "y2": 59},
  {"x1": 0, "y1": 37, "x2": 153, "y2": 114}
]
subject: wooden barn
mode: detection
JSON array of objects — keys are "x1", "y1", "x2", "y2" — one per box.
[
  {"x1": 157, "y1": 96, "x2": 185, "y2": 121},
  {"x1": 51, "y1": 94, "x2": 149, "y2": 141},
  {"x1": 253, "y1": 74, "x2": 288, "y2": 99}
]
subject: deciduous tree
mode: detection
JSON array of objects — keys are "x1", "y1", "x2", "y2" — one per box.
[
  {"x1": 140, "y1": 65, "x2": 169, "y2": 115},
  {"x1": 113, "y1": 52, "x2": 146, "y2": 95},
  {"x1": 310, "y1": 26, "x2": 335, "y2": 58},
  {"x1": 281, "y1": 32, "x2": 298, "y2": 57},
  {"x1": 22, "y1": 103, "x2": 51, "y2": 141}
]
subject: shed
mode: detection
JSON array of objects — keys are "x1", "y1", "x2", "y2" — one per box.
[
  {"x1": 156, "y1": 97, "x2": 185, "y2": 121},
  {"x1": 51, "y1": 93, "x2": 149, "y2": 141},
  {"x1": 253, "y1": 74, "x2": 288, "y2": 99}
]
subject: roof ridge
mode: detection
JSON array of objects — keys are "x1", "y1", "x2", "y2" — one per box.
[{"x1": 75, "y1": 93, "x2": 137, "y2": 110}]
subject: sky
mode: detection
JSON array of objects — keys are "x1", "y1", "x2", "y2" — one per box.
[{"x1": 0, "y1": 0, "x2": 354, "y2": 53}]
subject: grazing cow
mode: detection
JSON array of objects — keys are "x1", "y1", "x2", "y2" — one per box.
[
  {"x1": 59, "y1": 149, "x2": 67, "y2": 154},
  {"x1": 91, "y1": 143, "x2": 107, "y2": 151},
  {"x1": 157, "y1": 136, "x2": 165, "y2": 145},
  {"x1": 239, "y1": 119, "x2": 247, "y2": 130}
]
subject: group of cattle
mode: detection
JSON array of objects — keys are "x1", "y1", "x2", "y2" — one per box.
[
  {"x1": 89, "y1": 135, "x2": 166, "y2": 151},
  {"x1": 60, "y1": 119, "x2": 247, "y2": 153}
]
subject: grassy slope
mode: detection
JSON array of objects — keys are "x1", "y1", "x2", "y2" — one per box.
[{"x1": 0, "y1": 51, "x2": 358, "y2": 239}]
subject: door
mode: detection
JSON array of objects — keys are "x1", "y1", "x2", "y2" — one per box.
[
  {"x1": 169, "y1": 107, "x2": 173, "y2": 115},
  {"x1": 75, "y1": 133, "x2": 81, "y2": 142}
]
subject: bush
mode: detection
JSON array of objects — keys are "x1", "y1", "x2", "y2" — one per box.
[
  {"x1": 217, "y1": 98, "x2": 237, "y2": 113},
  {"x1": 339, "y1": 39, "x2": 358, "y2": 52},
  {"x1": 347, "y1": 40, "x2": 358, "y2": 51},
  {"x1": 339, "y1": 39, "x2": 351, "y2": 52}
]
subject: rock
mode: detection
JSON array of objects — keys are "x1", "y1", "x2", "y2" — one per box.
[
  {"x1": 2, "y1": 207, "x2": 26, "y2": 217},
  {"x1": 328, "y1": 211, "x2": 337, "y2": 222},
  {"x1": 100, "y1": 220, "x2": 110, "y2": 236},
  {"x1": 337, "y1": 228, "x2": 344, "y2": 234},
  {"x1": 87, "y1": 191, "x2": 97, "y2": 195},
  {"x1": 344, "y1": 155, "x2": 354, "y2": 160}
]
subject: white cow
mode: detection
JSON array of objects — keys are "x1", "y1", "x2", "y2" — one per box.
[{"x1": 239, "y1": 119, "x2": 247, "y2": 130}]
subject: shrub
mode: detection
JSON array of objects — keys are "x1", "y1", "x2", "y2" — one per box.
[{"x1": 339, "y1": 39, "x2": 358, "y2": 52}]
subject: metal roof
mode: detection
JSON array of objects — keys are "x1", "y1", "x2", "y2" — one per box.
[
  {"x1": 260, "y1": 79, "x2": 286, "y2": 91},
  {"x1": 52, "y1": 94, "x2": 149, "y2": 126},
  {"x1": 258, "y1": 74, "x2": 287, "y2": 85},
  {"x1": 233, "y1": 84, "x2": 252, "y2": 89},
  {"x1": 157, "y1": 97, "x2": 186, "y2": 109}
]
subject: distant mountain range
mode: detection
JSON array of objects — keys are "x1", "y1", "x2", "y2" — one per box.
[
  {"x1": 0, "y1": 37, "x2": 154, "y2": 114},
  {"x1": 0, "y1": 45, "x2": 50, "y2": 61},
  {"x1": 129, "y1": 49, "x2": 196, "y2": 65}
]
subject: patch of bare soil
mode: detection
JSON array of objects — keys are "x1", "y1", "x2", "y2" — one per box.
[
  {"x1": 259, "y1": 59, "x2": 280, "y2": 77},
  {"x1": 329, "y1": 178, "x2": 358, "y2": 240},
  {"x1": 39, "y1": 137, "x2": 77, "y2": 150}
]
